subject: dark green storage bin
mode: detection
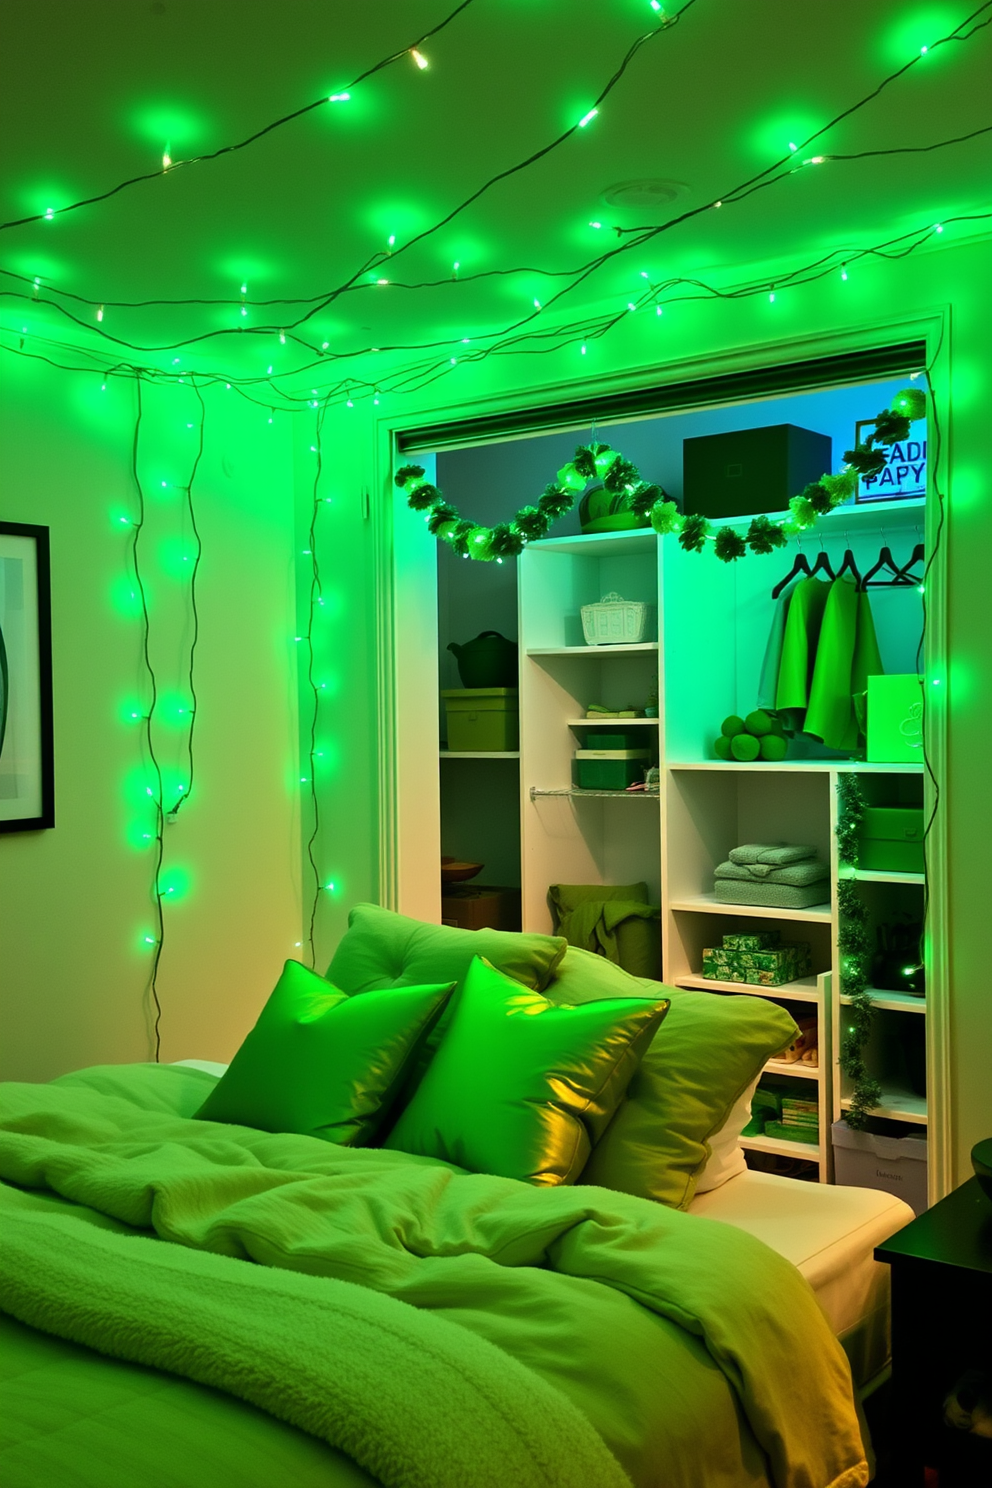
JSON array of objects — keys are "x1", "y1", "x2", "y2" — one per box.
[
  {"x1": 859, "y1": 806, "x2": 925, "y2": 873},
  {"x1": 572, "y1": 749, "x2": 650, "y2": 790}
]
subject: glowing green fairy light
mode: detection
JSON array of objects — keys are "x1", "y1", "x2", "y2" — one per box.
[{"x1": 577, "y1": 108, "x2": 599, "y2": 128}]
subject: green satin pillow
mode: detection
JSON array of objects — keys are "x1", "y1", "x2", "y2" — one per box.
[
  {"x1": 194, "y1": 961, "x2": 454, "y2": 1145},
  {"x1": 326, "y1": 903, "x2": 568, "y2": 1101},
  {"x1": 383, "y1": 956, "x2": 669, "y2": 1186},
  {"x1": 546, "y1": 947, "x2": 798, "y2": 1210}
]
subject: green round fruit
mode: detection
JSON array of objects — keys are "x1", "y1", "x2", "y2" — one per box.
[
  {"x1": 744, "y1": 709, "x2": 773, "y2": 736},
  {"x1": 731, "y1": 733, "x2": 760, "y2": 761},
  {"x1": 714, "y1": 734, "x2": 733, "y2": 760},
  {"x1": 721, "y1": 715, "x2": 746, "y2": 738},
  {"x1": 760, "y1": 734, "x2": 788, "y2": 761}
]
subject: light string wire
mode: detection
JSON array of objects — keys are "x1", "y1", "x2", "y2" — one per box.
[
  {"x1": 304, "y1": 399, "x2": 329, "y2": 968},
  {"x1": 170, "y1": 379, "x2": 206, "y2": 818},
  {"x1": 4, "y1": 114, "x2": 989, "y2": 373},
  {"x1": 0, "y1": 0, "x2": 698, "y2": 350},
  {"x1": 0, "y1": 0, "x2": 481, "y2": 233},
  {"x1": 126, "y1": 374, "x2": 209, "y2": 1055},
  {"x1": 128, "y1": 375, "x2": 166, "y2": 1059},
  {"x1": 918, "y1": 329, "x2": 947, "y2": 978},
  {"x1": 3, "y1": 0, "x2": 987, "y2": 355},
  {"x1": 3, "y1": 211, "x2": 989, "y2": 418}
]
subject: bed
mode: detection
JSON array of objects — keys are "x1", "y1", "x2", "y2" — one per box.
[{"x1": 0, "y1": 909, "x2": 913, "y2": 1488}]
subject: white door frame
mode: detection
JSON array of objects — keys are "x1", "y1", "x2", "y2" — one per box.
[{"x1": 371, "y1": 306, "x2": 951, "y2": 1196}]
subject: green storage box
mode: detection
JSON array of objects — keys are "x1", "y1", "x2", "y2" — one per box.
[
  {"x1": 764, "y1": 1119, "x2": 819, "y2": 1146},
  {"x1": 572, "y1": 749, "x2": 650, "y2": 790},
  {"x1": 723, "y1": 931, "x2": 781, "y2": 951},
  {"x1": 442, "y1": 688, "x2": 519, "y2": 752},
  {"x1": 858, "y1": 806, "x2": 925, "y2": 874}
]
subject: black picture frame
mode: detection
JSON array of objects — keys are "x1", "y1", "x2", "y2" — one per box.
[{"x1": 0, "y1": 522, "x2": 54, "y2": 832}]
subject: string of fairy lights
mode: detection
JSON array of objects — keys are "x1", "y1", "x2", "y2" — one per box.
[{"x1": 1, "y1": 1, "x2": 986, "y2": 1053}]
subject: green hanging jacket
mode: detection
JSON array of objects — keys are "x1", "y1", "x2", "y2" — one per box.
[{"x1": 804, "y1": 578, "x2": 884, "y2": 751}]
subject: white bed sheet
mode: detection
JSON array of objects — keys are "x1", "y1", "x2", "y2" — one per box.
[{"x1": 690, "y1": 1168, "x2": 913, "y2": 1385}]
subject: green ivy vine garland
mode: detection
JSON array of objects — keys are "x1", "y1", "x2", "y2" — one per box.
[
  {"x1": 836, "y1": 774, "x2": 881, "y2": 1129},
  {"x1": 395, "y1": 386, "x2": 927, "y2": 561}
]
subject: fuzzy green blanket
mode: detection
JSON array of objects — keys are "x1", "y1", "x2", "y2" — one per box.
[{"x1": 0, "y1": 1065, "x2": 868, "y2": 1488}]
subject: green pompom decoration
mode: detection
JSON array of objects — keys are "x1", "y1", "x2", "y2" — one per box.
[
  {"x1": 788, "y1": 494, "x2": 818, "y2": 529},
  {"x1": 714, "y1": 527, "x2": 748, "y2": 563},
  {"x1": 760, "y1": 733, "x2": 788, "y2": 761},
  {"x1": 650, "y1": 500, "x2": 683, "y2": 535},
  {"x1": 821, "y1": 469, "x2": 858, "y2": 504},
  {"x1": 427, "y1": 501, "x2": 458, "y2": 534},
  {"x1": 556, "y1": 463, "x2": 587, "y2": 492},
  {"x1": 513, "y1": 506, "x2": 552, "y2": 541},
  {"x1": 466, "y1": 525, "x2": 497, "y2": 561},
  {"x1": 744, "y1": 709, "x2": 773, "y2": 736},
  {"x1": 801, "y1": 481, "x2": 833, "y2": 515},
  {"x1": 891, "y1": 386, "x2": 927, "y2": 422},
  {"x1": 679, "y1": 513, "x2": 710, "y2": 553},
  {"x1": 407, "y1": 482, "x2": 441, "y2": 512},
  {"x1": 394, "y1": 463, "x2": 426, "y2": 490},
  {"x1": 745, "y1": 515, "x2": 788, "y2": 554},
  {"x1": 714, "y1": 734, "x2": 733, "y2": 760},
  {"x1": 843, "y1": 442, "x2": 887, "y2": 479},
  {"x1": 721, "y1": 714, "x2": 745, "y2": 738},
  {"x1": 871, "y1": 408, "x2": 912, "y2": 446},
  {"x1": 731, "y1": 732, "x2": 760, "y2": 761}
]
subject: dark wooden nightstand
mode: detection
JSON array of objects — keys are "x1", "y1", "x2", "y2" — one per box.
[{"x1": 875, "y1": 1177, "x2": 992, "y2": 1487}]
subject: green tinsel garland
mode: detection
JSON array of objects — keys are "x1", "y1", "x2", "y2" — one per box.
[
  {"x1": 835, "y1": 776, "x2": 881, "y2": 1129},
  {"x1": 395, "y1": 386, "x2": 925, "y2": 562}
]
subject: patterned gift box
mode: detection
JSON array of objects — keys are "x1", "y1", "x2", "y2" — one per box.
[
  {"x1": 722, "y1": 931, "x2": 781, "y2": 951},
  {"x1": 702, "y1": 941, "x2": 811, "y2": 987},
  {"x1": 781, "y1": 1097, "x2": 819, "y2": 1127},
  {"x1": 764, "y1": 1119, "x2": 819, "y2": 1145}
]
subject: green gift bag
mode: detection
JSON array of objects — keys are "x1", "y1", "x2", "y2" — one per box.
[{"x1": 867, "y1": 675, "x2": 924, "y2": 763}]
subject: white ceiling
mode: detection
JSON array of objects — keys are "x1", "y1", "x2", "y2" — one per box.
[{"x1": 1, "y1": 0, "x2": 989, "y2": 387}]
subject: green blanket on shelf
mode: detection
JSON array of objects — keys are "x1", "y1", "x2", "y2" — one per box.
[{"x1": 0, "y1": 1064, "x2": 868, "y2": 1488}]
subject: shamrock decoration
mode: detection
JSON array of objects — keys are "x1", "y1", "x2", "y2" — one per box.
[{"x1": 393, "y1": 387, "x2": 925, "y2": 562}]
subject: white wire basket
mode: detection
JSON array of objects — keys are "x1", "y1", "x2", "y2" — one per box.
[{"x1": 580, "y1": 592, "x2": 649, "y2": 646}]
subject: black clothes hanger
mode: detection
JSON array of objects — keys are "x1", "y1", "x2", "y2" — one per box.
[
  {"x1": 771, "y1": 549, "x2": 812, "y2": 600},
  {"x1": 860, "y1": 546, "x2": 915, "y2": 588},
  {"x1": 835, "y1": 549, "x2": 863, "y2": 586},
  {"x1": 895, "y1": 542, "x2": 925, "y2": 584},
  {"x1": 809, "y1": 550, "x2": 835, "y2": 581}
]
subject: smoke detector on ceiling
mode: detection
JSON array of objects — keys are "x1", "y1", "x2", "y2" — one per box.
[{"x1": 600, "y1": 179, "x2": 689, "y2": 209}]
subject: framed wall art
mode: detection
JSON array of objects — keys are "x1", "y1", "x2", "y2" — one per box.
[
  {"x1": 0, "y1": 522, "x2": 54, "y2": 832},
  {"x1": 854, "y1": 413, "x2": 928, "y2": 503}
]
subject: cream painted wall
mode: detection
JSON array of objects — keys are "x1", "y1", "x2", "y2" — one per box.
[
  {"x1": 368, "y1": 234, "x2": 991, "y2": 1187},
  {"x1": 0, "y1": 361, "x2": 303, "y2": 1078}
]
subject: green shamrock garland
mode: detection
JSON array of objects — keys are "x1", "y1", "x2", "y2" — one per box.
[
  {"x1": 835, "y1": 774, "x2": 883, "y2": 1130},
  {"x1": 394, "y1": 385, "x2": 928, "y2": 561}
]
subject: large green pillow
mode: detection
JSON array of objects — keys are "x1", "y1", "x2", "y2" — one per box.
[
  {"x1": 194, "y1": 960, "x2": 453, "y2": 1145},
  {"x1": 546, "y1": 947, "x2": 798, "y2": 1209},
  {"x1": 383, "y1": 956, "x2": 669, "y2": 1186},
  {"x1": 326, "y1": 903, "x2": 567, "y2": 1094}
]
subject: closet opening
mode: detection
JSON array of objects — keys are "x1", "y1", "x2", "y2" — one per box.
[{"x1": 397, "y1": 341, "x2": 935, "y2": 1191}]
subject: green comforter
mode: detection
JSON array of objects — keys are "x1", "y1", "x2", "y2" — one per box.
[{"x1": 0, "y1": 1064, "x2": 868, "y2": 1488}]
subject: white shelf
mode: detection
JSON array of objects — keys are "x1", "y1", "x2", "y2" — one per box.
[
  {"x1": 669, "y1": 894, "x2": 832, "y2": 923},
  {"x1": 740, "y1": 1134, "x2": 821, "y2": 1160},
  {"x1": 674, "y1": 974, "x2": 821, "y2": 1003},
  {"x1": 667, "y1": 760, "x2": 924, "y2": 775},
  {"x1": 529, "y1": 786, "x2": 660, "y2": 801},
  {"x1": 716, "y1": 497, "x2": 926, "y2": 531},
  {"x1": 567, "y1": 717, "x2": 659, "y2": 727},
  {"x1": 440, "y1": 750, "x2": 520, "y2": 759},
  {"x1": 850, "y1": 868, "x2": 925, "y2": 885},
  {"x1": 526, "y1": 643, "x2": 658, "y2": 657},
  {"x1": 840, "y1": 987, "x2": 926, "y2": 1014},
  {"x1": 764, "y1": 1058, "x2": 821, "y2": 1080},
  {"x1": 841, "y1": 1088, "x2": 927, "y2": 1124},
  {"x1": 529, "y1": 531, "x2": 658, "y2": 556}
]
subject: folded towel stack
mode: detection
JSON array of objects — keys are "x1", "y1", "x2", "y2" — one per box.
[{"x1": 714, "y1": 843, "x2": 830, "y2": 910}]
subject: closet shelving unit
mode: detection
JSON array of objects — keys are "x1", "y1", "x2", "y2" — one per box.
[{"x1": 517, "y1": 499, "x2": 928, "y2": 1186}]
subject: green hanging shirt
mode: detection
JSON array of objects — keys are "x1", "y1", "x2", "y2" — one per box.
[{"x1": 804, "y1": 578, "x2": 884, "y2": 751}]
